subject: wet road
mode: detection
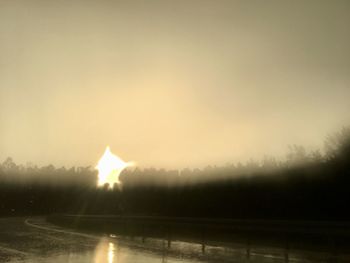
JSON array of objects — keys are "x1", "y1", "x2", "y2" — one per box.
[
  {"x1": 0, "y1": 217, "x2": 349, "y2": 263},
  {"x1": 0, "y1": 217, "x2": 200, "y2": 263}
]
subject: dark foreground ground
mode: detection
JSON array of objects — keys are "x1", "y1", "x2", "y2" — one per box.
[
  {"x1": 0, "y1": 217, "x2": 350, "y2": 262},
  {"x1": 0, "y1": 217, "x2": 203, "y2": 263}
]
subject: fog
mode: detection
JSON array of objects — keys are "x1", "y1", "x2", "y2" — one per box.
[{"x1": 1, "y1": 0, "x2": 350, "y2": 169}]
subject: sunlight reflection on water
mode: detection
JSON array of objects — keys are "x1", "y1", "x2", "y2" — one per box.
[
  {"x1": 91, "y1": 237, "x2": 194, "y2": 263},
  {"x1": 108, "y1": 242, "x2": 115, "y2": 263},
  {"x1": 94, "y1": 238, "x2": 117, "y2": 263}
]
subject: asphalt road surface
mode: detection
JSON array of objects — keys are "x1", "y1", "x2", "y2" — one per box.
[
  {"x1": 0, "y1": 217, "x2": 349, "y2": 263},
  {"x1": 0, "y1": 217, "x2": 200, "y2": 263}
]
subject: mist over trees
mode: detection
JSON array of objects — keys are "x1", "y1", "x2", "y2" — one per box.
[{"x1": 0, "y1": 127, "x2": 349, "y2": 220}]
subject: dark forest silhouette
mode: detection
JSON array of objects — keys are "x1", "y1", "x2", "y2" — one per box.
[{"x1": 1, "y1": 127, "x2": 349, "y2": 220}]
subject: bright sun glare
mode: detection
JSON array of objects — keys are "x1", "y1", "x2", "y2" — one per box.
[{"x1": 95, "y1": 146, "x2": 133, "y2": 188}]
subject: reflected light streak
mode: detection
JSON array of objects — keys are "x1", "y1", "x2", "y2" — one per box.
[
  {"x1": 94, "y1": 238, "x2": 118, "y2": 263},
  {"x1": 108, "y1": 242, "x2": 115, "y2": 263}
]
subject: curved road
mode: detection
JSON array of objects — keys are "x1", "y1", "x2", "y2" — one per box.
[
  {"x1": 0, "y1": 217, "x2": 198, "y2": 263},
  {"x1": 0, "y1": 217, "x2": 349, "y2": 263}
]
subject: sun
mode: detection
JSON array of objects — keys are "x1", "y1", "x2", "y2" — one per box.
[{"x1": 95, "y1": 146, "x2": 133, "y2": 188}]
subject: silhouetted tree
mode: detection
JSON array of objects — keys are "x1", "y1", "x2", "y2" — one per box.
[
  {"x1": 325, "y1": 126, "x2": 350, "y2": 162},
  {"x1": 1, "y1": 126, "x2": 350, "y2": 219}
]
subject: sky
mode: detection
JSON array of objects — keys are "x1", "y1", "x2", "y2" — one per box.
[{"x1": 1, "y1": 0, "x2": 350, "y2": 169}]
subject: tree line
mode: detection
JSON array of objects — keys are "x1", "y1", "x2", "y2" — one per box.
[{"x1": 0, "y1": 127, "x2": 349, "y2": 220}]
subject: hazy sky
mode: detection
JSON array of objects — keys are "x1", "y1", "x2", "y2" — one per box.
[{"x1": 1, "y1": 0, "x2": 350, "y2": 169}]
